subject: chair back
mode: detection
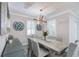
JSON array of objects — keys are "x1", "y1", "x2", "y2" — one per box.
[
  {"x1": 28, "y1": 38, "x2": 32, "y2": 48},
  {"x1": 27, "y1": 38, "x2": 33, "y2": 57},
  {"x1": 67, "y1": 43, "x2": 77, "y2": 57},
  {"x1": 31, "y1": 39, "x2": 40, "y2": 57}
]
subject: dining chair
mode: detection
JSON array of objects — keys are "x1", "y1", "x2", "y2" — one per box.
[
  {"x1": 66, "y1": 43, "x2": 77, "y2": 57},
  {"x1": 2, "y1": 38, "x2": 26, "y2": 57},
  {"x1": 31, "y1": 39, "x2": 49, "y2": 57},
  {"x1": 54, "y1": 43, "x2": 77, "y2": 57}
]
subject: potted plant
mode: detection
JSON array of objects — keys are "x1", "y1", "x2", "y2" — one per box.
[{"x1": 43, "y1": 30, "x2": 48, "y2": 41}]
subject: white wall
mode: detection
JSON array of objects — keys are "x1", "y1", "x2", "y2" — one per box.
[
  {"x1": 55, "y1": 12, "x2": 78, "y2": 45},
  {"x1": 10, "y1": 14, "x2": 27, "y2": 45},
  {"x1": 77, "y1": 24, "x2": 79, "y2": 40},
  {"x1": 56, "y1": 13, "x2": 70, "y2": 45},
  {"x1": 69, "y1": 16, "x2": 78, "y2": 43}
]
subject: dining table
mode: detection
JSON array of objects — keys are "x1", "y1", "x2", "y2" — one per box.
[{"x1": 30, "y1": 37, "x2": 68, "y2": 54}]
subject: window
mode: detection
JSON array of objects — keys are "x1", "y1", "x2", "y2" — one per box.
[
  {"x1": 47, "y1": 19, "x2": 56, "y2": 37},
  {"x1": 27, "y1": 20, "x2": 36, "y2": 35}
]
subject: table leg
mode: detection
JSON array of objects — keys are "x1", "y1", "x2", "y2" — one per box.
[{"x1": 48, "y1": 49, "x2": 56, "y2": 57}]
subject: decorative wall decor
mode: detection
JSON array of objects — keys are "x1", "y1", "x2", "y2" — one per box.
[
  {"x1": 13, "y1": 21, "x2": 24, "y2": 31},
  {"x1": 36, "y1": 24, "x2": 42, "y2": 31}
]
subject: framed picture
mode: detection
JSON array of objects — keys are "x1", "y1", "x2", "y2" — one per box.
[{"x1": 13, "y1": 21, "x2": 24, "y2": 31}]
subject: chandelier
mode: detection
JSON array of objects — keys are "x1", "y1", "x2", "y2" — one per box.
[
  {"x1": 33, "y1": 8, "x2": 47, "y2": 24},
  {"x1": 33, "y1": 8, "x2": 47, "y2": 31}
]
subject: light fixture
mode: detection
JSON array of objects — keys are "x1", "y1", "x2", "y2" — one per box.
[
  {"x1": 34, "y1": 8, "x2": 47, "y2": 24},
  {"x1": 33, "y1": 8, "x2": 47, "y2": 31}
]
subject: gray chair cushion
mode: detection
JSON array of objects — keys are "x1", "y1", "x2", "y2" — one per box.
[{"x1": 67, "y1": 43, "x2": 77, "y2": 57}]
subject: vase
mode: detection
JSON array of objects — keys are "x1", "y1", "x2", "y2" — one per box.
[{"x1": 44, "y1": 36, "x2": 46, "y2": 41}]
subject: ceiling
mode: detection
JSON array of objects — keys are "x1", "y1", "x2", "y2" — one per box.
[{"x1": 8, "y1": 2, "x2": 79, "y2": 19}]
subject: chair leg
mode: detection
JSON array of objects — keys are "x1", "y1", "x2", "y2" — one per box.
[{"x1": 28, "y1": 49, "x2": 32, "y2": 57}]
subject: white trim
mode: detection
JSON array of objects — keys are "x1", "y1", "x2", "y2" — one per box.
[
  {"x1": 46, "y1": 10, "x2": 70, "y2": 20},
  {"x1": 10, "y1": 11, "x2": 34, "y2": 20},
  {"x1": 47, "y1": 10, "x2": 79, "y2": 20},
  {"x1": 70, "y1": 11, "x2": 79, "y2": 22},
  {"x1": 10, "y1": 9, "x2": 79, "y2": 21}
]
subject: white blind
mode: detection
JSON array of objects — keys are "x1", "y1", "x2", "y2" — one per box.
[
  {"x1": 27, "y1": 20, "x2": 36, "y2": 35},
  {"x1": 47, "y1": 19, "x2": 56, "y2": 37}
]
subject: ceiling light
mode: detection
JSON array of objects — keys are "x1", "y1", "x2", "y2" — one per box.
[{"x1": 33, "y1": 9, "x2": 47, "y2": 24}]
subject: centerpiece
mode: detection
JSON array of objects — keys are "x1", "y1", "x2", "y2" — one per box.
[{"x1": 43, "y1": 30, "x2": 48, "y2": 41}]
